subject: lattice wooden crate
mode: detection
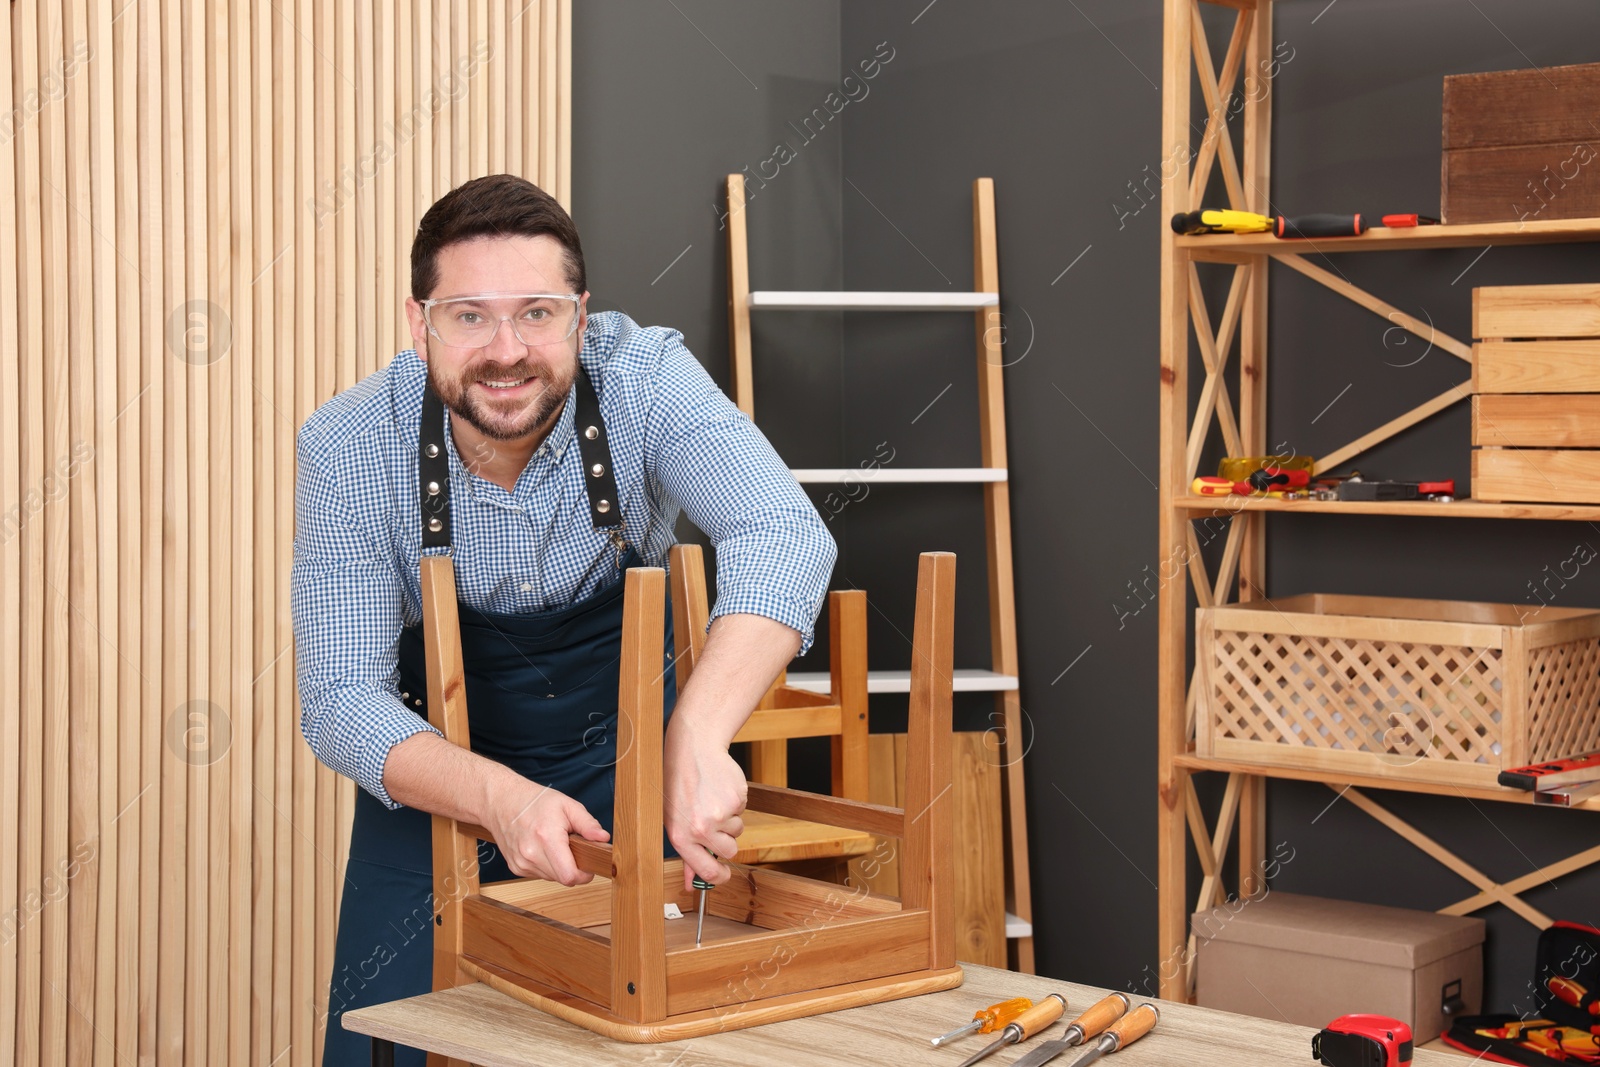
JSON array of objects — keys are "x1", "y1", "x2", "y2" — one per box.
[{"x1": 1196, "y1": 594, "x2": 1600, "y2": 787}]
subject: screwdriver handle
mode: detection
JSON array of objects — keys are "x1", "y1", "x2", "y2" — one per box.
[
  {"x1": 691, "y1": 876, "x2": 714, "y2": 890},
  {"x1": 1004, "y1": 993, "x2": 1067, "y2": 1042},
  {"x1": 979, "y1": 996, "x2": 1035, "y2": 1030},
  {"x1": 1068, "y1": 993, "x2": 1131, "y2": 1043},
  {"x1": 1104, "y1": 1002, "x2": 1160, "y2": 1051}
]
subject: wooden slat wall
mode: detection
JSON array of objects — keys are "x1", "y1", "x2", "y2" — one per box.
[{"x1": 0, "y1": 3, "x2": 571, "y2": 1063}]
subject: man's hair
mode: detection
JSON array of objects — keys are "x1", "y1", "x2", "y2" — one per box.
[{"x1": 410, "y1": 174, "x2": 586, "y2": 300}]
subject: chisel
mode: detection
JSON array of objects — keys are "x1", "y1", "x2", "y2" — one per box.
[
  {"x1": 954, "y1": 993, "x2": 1067, "y2": 1067},
  {"x1": 1053, "y1": 1002, "x2": 1159, "y2": 1067},
  {"x1": 1009, "y1": 993, "x2": 1131, "y2": 1067}
]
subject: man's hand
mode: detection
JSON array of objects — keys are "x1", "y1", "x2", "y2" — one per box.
[
  {"x1": 661, "y1": 612, "x2": 802, "y2": 891},
  {"x1": 384, "y1": 731, "x2": 609, "y2": 884},
  {"x1": 481, "y1": 774, "x2": 611, "y2": 885},
  {"x1": 664, "y1": 729, "x2": 747, "y2": 889}
]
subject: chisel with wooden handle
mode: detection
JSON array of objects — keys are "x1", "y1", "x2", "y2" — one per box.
[
  {"x1": 1009, "y1": 993, "x2": 1131, "y2": 1067},
  {"x1": 1056, "y1": 1002, "x2": 1160, "y2": 1067},
  {"x1": 954, "y1": 993, "x2": 1067, "y2": 1067}
]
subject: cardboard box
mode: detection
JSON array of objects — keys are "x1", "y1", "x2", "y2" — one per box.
[
  {"x1": 1194, "y1": 892, "x2": 1484, "y2": 1041},
  {"x1": 1442, "y1": 62, "x2": 1600, "y2": 224}
]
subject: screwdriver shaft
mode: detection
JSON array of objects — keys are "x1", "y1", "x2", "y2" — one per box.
[{"x1": 932, "y1": 1019, "x2": 982, "y2": 1047}]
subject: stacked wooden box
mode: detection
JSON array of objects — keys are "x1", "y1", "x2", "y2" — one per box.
[
  {"x1": 1472, "y1": 282, "x2": 1600, "y2": 504},
  {"x1": 1442, "y1": 62, "x2": 1600, "y2": 224}
]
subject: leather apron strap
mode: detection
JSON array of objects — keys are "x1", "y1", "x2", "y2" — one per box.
[{"x1": 418, "y1": 364, "x2": 623, "y2": 550}]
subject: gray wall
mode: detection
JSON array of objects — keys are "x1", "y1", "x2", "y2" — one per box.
[{"x1": 577, "y1": 0, "x2": 1600, "y2": 1013}]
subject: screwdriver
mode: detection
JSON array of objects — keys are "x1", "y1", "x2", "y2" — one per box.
[
  {"x1": 1008, "y1": 993, "x2": 1131, "y2": 1067},
  {"x1": 954, "y1": 993, "x2": 1066, "y2": 1067},
  {"x1": 693, "y1": 871, "x2": 713, "y2": 947},
  {"x1": 931, "y1": 996, "x2": 1035, "y2": 1047},
  {"x1": 1045, "y1": 1002, "x2": 1159, "y2": 1067}
]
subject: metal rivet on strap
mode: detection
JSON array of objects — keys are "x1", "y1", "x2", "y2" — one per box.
[
  {"x1": 584, "y1": 425, "x2": 599, "y2": 440},
  {"x1": 428, "y1": 517, "x2": 443, "y2": 532},
  {"x1": 401, "y1": 691, "x2": 410, "y2": 701},
  {"x1": 425, "y1": 443, "x2": 440, "y2": 458},
  {"x1": 414, "y1": 699, "x2": 423, "y2": 708},
  {"x1": 596, "y1": 499, "x2": 611, "y2": 514},
  {"x1": 590, "y1": 462, "x2": 605, "y2": 478},
  {"x1": 426, "y1": 480, "x2": 440, "y2": 496}
]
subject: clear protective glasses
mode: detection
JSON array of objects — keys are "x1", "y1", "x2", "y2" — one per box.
[{"x1": 421, "y1": 292, "x2": 581, "y2": 348}]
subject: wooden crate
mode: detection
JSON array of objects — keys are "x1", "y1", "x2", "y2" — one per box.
[
  {"x1": 1472, "y1": 283, "x2": 1600, "y2": 504},
  {"x1": 1442, "y1": 62, "x2": 1600, "y2": 224},
  {"x1": 1196, "y1": 594, "x2": 1600, "y2": 788}
]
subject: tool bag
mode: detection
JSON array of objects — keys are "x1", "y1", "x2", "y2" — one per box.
[{"x1": 1442, "y1": 922, "x2": 1600, "y2": 1065}]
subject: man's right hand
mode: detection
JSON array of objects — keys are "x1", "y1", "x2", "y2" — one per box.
[
  {"x1": 384, "y1": 731, "x2": 610, "y2": 885},
  {"x1": 481, "y1": 774, "x2": 611, "y2": 885}
]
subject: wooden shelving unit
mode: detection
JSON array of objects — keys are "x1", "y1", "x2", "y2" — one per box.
[{"x1": 1157, "y1": 0, "x2": 1600, "y2": 1003}]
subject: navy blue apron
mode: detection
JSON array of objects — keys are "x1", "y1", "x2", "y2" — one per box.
[{"x1": 323, "y1": 370, "x2": 676, "y2": 1066}]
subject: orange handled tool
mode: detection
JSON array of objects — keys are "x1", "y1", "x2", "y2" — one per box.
[
  {"x1": 1009, "y1": 993, "x2": 1131, "y2": 1067},
  {"x1": 932, "y1": 997, "x2": 1035, "y2": 1046},
  {"x1": 954, "y1": 993, "x2": 1067, "y2": 1067},
  {"x1": 1062, "y1": 1003, "x2": 1160, "y2": 1067}
]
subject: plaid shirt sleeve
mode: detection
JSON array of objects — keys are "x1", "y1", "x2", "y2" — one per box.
[
  {"x1": 641, "y1": 331, "x2": 836, "y2": 652},
  {"x1": 290, "y1": 437, "x2": 441, "y2": 809}
]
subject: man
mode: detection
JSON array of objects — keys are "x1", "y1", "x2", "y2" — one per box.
[{"x1": 291, "y1": 173, "x2": 835, "y2": 1064}]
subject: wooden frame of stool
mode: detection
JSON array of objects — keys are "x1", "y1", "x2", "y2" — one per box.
[{"x1": 416, "y1": 550, "x2": 964, "y2": 1051}]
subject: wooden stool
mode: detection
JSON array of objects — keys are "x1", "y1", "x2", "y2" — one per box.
[{"x1": 416, "y1": 551, "x2": 964, "y2": 1053}]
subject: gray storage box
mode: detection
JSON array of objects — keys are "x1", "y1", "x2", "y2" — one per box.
[{"x1": 1193, "y1": 892, "x2": 1484, "y2": 1041}]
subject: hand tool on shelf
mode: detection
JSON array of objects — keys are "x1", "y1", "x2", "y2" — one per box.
[
  {"x1": 1247, "y1": 466, "x2": 1312, "y2": 492},
  {"x1": 1217, "y1": 455, "x2": 1316, "y2": 483},
  {"x1": 1008, "y1": 993, "x2": 1131, "y2": 1067},
  {"x1": 953, "y1": 993, "x2": 1067, "y2": 1067},
  {"x1": 1313, "y1": 1014, "x2": 1413, "y2": 1067},
  {"x1": 1533, "y1": 778, "x2": 1600, "y2": 806},
  {"x1": 1499, "y1": 751, "x2": 1600, "y2": 792},
  {"x1": 1377, "y1": 214, "x2": 1439, "y2": 227},
  {"x1": 1336, "y1": 476, "x2": 1455, "y2": 502},
  {"x1": 1050, "y1": 1002, "x2": 1159, "y2": 1067},
  {"x1": 932, "y1": 997, "x2": 1035, "y2": 1047},
  {"x1": 1170, "y1": 209, "x2": 1368, "y2": 238}
]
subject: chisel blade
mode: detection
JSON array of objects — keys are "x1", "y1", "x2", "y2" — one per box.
[{"x1": 1009, "y1": 1037, "x2": 1078, "y2": 1067}]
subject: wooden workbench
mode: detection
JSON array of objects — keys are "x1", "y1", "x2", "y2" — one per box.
[{"x1": 342, "y1": 962, "x2": 1463, "y2": 1066}]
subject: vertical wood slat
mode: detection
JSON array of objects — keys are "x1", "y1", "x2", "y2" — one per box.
[
  {"x1": 0, "y1": 1, "x2": 20, "y2": 1063},
  {"x1": 1, "y1": 7, "x2": 568, "y2": 1063}
]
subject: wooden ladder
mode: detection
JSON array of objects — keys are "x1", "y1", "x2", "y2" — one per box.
[{"x1": 723, "y1": 175, "x2": 1034, "y2": 971}]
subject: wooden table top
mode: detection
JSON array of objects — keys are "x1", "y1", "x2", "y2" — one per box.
[{"x1": 342, "y1": 962, "x2": 1464, "y2": 1067}]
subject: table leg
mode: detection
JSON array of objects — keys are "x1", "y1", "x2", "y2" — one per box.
[{"x1": 371, "y1": 1037, "x2": 396, "y2": 1067}]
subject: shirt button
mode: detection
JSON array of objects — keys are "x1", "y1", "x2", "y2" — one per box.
[{"x1": 521, "y1": 582, "x2": 532, "y2": 592}]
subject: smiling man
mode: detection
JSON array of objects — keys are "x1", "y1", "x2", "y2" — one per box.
[{"x1": 290, "y1": 174, "x2": 835, "y2": 1065}]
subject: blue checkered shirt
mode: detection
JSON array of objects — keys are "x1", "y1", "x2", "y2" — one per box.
[{"x1": 291, "y1": 311, "x2": 836, "y2": 808}]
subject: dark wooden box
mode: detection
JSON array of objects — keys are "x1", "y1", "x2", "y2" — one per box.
[{"x1": 1442, "y1": 63, "x2": 1600, "y2": 224}]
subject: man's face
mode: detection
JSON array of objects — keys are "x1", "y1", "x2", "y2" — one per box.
[{"x1": 406, "y1": 234, "x2": 587, "y2": 442}]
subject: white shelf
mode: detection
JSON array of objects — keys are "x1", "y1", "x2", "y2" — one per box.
[
  {"x1": 748, "y1": 291, "x2": 998, "y2": 311},
  {"x1": 1005, "y1": 912, "x2": 1033, "y2": 939},
  {"x1": 786, "y1": 668, "x2": 1019, "y2": 695},
  {"x1": 791, "y1": 467, "x2": 1006, "y2": 484}
]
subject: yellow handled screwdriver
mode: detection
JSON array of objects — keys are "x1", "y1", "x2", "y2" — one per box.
[
  {"x1": 931, "y1": 997, "x2": 1034, "y2": 1047},
  {"x1": 954, "y1": 993, "x2": 1067, "y2": 1067},
  {"x1": 1040, "y1": 1002, "x2": 1159, "y2": 1067},
  {"x1": 1008, "y1": 993, "x2": 1132, "y2": 1067}
]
